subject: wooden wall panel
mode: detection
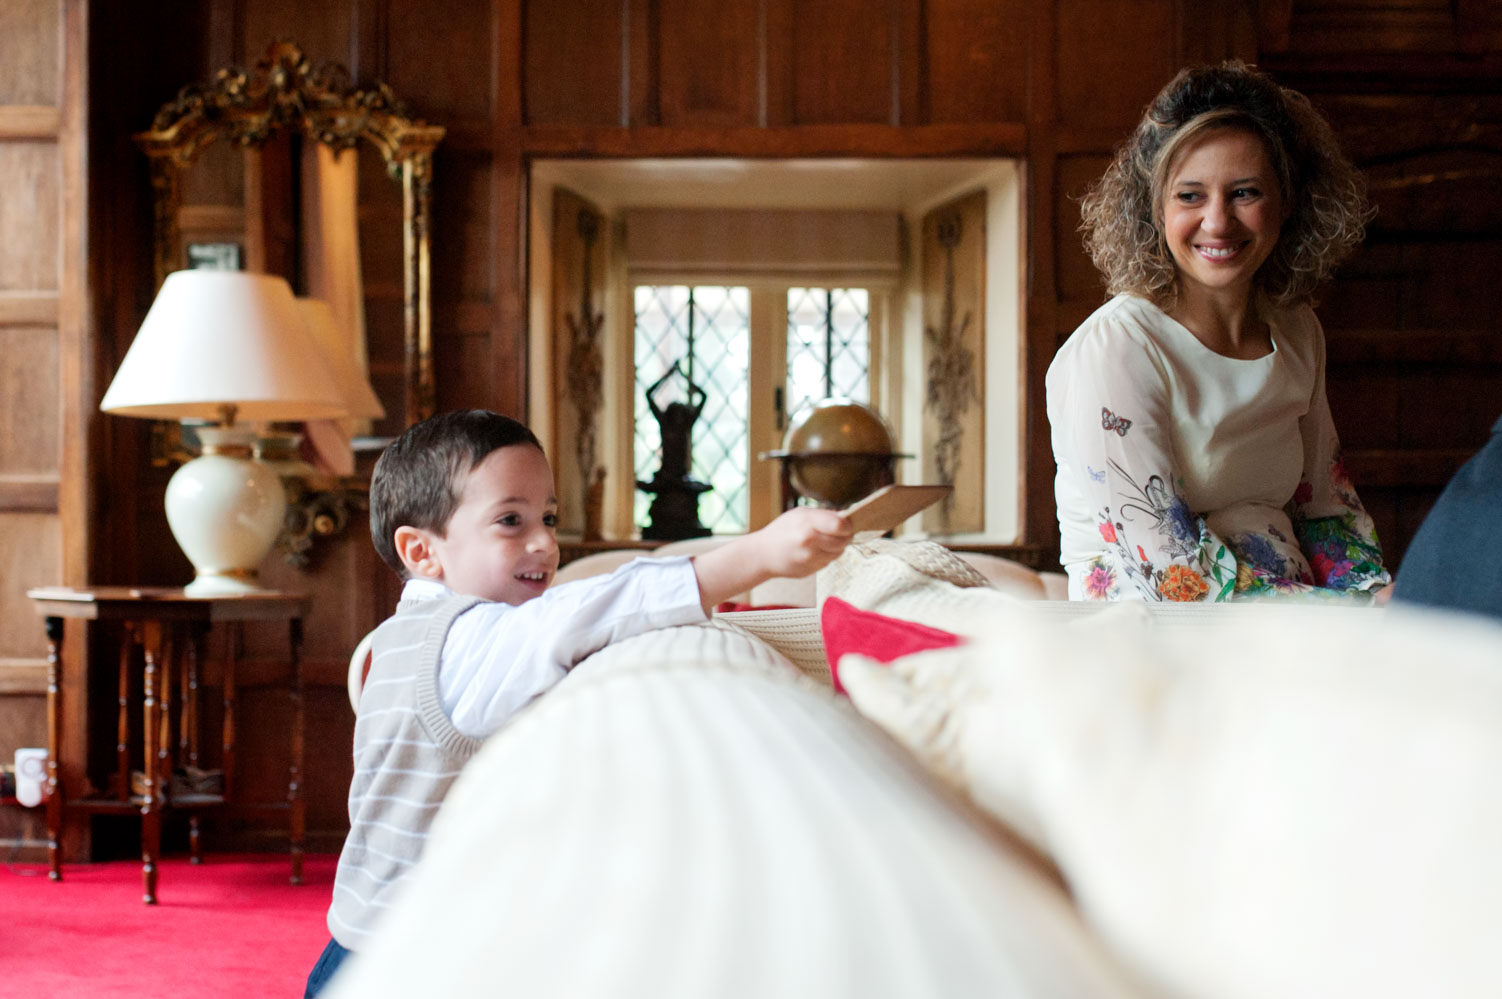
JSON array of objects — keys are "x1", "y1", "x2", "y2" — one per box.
[
  {"x1": 1283, "y1": 0, "x2": 1500, "y2": 55},
  {"x1": 523, "y1": 0, "x2": 622, "y2": 126},
  {"x1": 1056, "y1": 0, "x2": 1177, "y2": 128},
  {"x1": 388, "y1": 0, "x2": 494, "y2": 125},
  {"x1": 778, "y1": 0, "x2": 895, "y2": 124},
  {"x1": 241, "y1": 1, "x2": 355, "y2": 71},
  {"x1": 0, "y1": 327, "x2": 60, "y2": 474},
  {"x1": 430, "y1": 148, "x2": 498, "y2": 413},
  {"x1": 0, "y1": 0, "x2": 61, "y2": 106},
  {"x1": 0, "y1": 144, "x2": 60, "y2": 290},
  {"x1": 0, "y1": 517, "x2": 61, "y2": 659},
  {"x1": 1265, "y1": 76, "x2": 1502, "y2": 567},
  {"x1": 657, "y1": 0, "x2": 761, "y2": 127},
  {"x1": 923, "y1": 0, "x2": 1029, "y2": 124},
  {"x1": 1053, "y1": 153, "x2": 1110, "y2": 305}
]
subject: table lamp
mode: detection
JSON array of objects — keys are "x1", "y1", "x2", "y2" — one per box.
[{"x1": 100, "y1": 271, "x2": 348, "y2": 595}]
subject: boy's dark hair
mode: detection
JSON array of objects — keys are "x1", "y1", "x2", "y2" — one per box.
[{"x1": 369, "y1": 409, "x2": 543, "y2": 577}]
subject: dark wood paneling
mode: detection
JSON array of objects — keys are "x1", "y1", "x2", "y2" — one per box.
[
  {"x1": 923, "y1": 0, "x2": 1029, "y2": 124},
  {"x1": 1053, "y1": 153, "x2": 1111, "y2": 304},
  {"x1": 776, "y1": 0, "x2": 895, "y2": 125},
  {"x1": 519, "y1": 122, "x2": 1028, "y2": 157},
  {"x1": 241, "y1": 0, "x2": 354, "y2": 71},
  {"x1": 1283, "y1": 0, "x2": 1501, "y2": 55},
  {"x1": 657, "y1": 0, "x2": 761, "y2": 127},
  {"x1": 1056, "y1": 0, "x2": 1177, "y2": 129},
  {"x1": 522, "y1": 0, "x2": 623, "y2": 126},
  {"x1": 1274, "y1": 71, "x2": 1502, "y2": 567},
  {"x1": 387, "y1": 0, "x2": 494, "y2": 124}
]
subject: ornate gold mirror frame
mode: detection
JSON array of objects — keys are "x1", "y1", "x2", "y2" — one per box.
[{"x1": 134, "y1": 39, "x2": 444, "y2": 427}]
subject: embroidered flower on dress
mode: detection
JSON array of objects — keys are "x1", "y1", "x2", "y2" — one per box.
[
  {"x1": 1235, "y1": 562, "x2": 1257, "y2": 592},
  {"x1": 1083, "y1": 561, "x2": 1117, "y2": 600},
  {"x1": 1099, "y1": 520, "x2": 1117, "y2": 544},
  {"x1": 1231, "y1": 532, "x2": 1288, "y2": 578},
  {"x1": 1158, "y1": 564, "x2": 1209, "y2": 602},
  {"x1": 1165, "y1": 497, "x2": 1199, "y2": 546}
]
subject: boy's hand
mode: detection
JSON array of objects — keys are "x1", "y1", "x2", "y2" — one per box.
[
  {"x1": 750, "y1": 507, "x2": 854, "y2": 579},
  {"x1": 691, "y1": 507, "x2": 853, "y2": 613}
]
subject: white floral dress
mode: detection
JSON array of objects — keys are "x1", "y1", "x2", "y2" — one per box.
[{"x1": 1046, "y1": 294, "x2": 1389, "y2": 602}]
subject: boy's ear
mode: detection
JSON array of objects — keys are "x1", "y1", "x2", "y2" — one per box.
[{"x1": 394, "y1": 526, "x2": 443, "y2": 580}]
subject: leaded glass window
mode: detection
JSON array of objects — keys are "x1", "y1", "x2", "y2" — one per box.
[
  {"x1": 786, "y1": 288, "x2": 870, "y2": 426},
  {"x1": 633, "y1": 284, "x2": 873, "y2": 535},
  {"x1": 633, "y1": 285, "x2": 750, "y2": 533}
]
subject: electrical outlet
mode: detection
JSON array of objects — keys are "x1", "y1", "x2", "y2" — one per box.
[{"x1": 14, "y1": 748, "x2": 46, "y2": 807}]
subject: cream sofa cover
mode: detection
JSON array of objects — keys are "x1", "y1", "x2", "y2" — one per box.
[{"x1": 326, "y1": 620, "x2": 1142, "y2": 999}]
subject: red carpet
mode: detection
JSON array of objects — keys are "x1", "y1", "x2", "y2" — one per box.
[{"x1": 3, "y1": 853, "x2": 336, "y2": 999}]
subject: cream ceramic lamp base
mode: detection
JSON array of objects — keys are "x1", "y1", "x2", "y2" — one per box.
[{"x1": 165, "y1": 427, "x2": 287, "y2": 595}]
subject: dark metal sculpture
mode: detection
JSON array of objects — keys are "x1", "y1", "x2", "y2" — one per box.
[{"x1": 637, "y1": 360, "x2": 712, "y2": 540}]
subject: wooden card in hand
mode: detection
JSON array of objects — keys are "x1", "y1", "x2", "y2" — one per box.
[{"x1": 843, "y1": 484, "x2": 953, "y2": 534}]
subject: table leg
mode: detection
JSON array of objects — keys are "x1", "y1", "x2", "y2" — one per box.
[
  {"x1": 185, "y1": 623, "x2": 204, "y2": 863},
  {"x1": 222, "y1": 625, "x2": 237, "y2": 802},
  {"x1": 157, "y1": 627, "x2": 175, "y2": 805},
  {"x1": 288, "y1": 617, "x2": 305, "y2": 885},
  {"x1": 43, "y1": 616, "x2": 64, "y2": 882},
  {"x1": 140, "y1": 620, "x2": 163, "y2": 905},
  {"x1": 116, "y1": 623, "x2": 134, "y2": 800}
]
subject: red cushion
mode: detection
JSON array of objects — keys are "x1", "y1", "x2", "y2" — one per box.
[
  {"x1": 715, "y1": 602, "x2": 803, "y2": 614},
  {"x1": 820, "y1": 596, "x2": 964, "y2": 694}
]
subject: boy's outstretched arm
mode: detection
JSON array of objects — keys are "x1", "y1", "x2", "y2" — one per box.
[{"x1": 691, "y1": 507, "x2": 854, "y2": 613}]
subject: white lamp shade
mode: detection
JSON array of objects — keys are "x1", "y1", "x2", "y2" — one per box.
[
  {"x1": 100, "y1": 270, "x2": 348, "y2": 422},
  {"x1": 295, "y1": 298, "x2": 386, "y2": 420}
]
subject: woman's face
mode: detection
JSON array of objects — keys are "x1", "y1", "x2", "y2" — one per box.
[{"x1": 1160, "y1": 128, "x2": 1285, "y2": 304}]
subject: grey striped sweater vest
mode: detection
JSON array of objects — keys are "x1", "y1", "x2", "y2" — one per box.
[{"x1": 327, "y1": 593, "x2": 486, "y2": 948}]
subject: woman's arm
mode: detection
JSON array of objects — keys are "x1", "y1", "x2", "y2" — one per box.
[{"x1": 1287, "y1": 328, "x2": 1390, "y2": 594}]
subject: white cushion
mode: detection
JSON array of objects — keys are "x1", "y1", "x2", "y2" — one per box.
[
  {"x1": 837, "y1": 575, "x2": 1502, "y2": 999},
  {"x1": 326, "y1": 621, "x2": 1142, "y2": 999}
]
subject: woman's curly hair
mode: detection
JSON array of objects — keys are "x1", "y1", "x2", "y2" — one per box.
[{"x1": 1079, "y1": 61, "x2": 1373, "y2": 308}]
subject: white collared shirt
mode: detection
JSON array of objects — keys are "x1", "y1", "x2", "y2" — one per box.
[{"x1": 402, "y1": 556, "x2": 705, "y2": 738}]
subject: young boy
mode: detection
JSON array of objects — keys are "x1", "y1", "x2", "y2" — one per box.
[{"x1": 306, "y1": 409, "x2": 852, "y2": 996}]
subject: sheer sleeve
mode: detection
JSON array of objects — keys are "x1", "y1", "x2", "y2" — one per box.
[
  {"x1": 1055, "y1": 331, "x2": 1239, "y2": 602},
  {"x1": 1287, "y1": 329, "x2": 1391, "y2": 594}
]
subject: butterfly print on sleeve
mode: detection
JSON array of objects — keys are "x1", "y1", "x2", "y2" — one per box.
[{"x1": 1101, "y1": 407, "x2": 1133, "y2": 436}]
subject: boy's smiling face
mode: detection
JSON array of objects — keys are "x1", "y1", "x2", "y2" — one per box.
[{"x1": 418, "y1": 443, "x2": 560, "y2": 604}]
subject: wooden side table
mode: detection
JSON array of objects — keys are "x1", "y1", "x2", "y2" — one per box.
[{"x1": 27, "y1": 586, "x2": 310, "y2": 904}]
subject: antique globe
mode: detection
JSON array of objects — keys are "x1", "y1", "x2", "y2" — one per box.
[{"x1": 780, "y1": 399, "x2": 901, "y2": 507}]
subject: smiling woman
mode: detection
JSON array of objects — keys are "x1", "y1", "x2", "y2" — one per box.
[{"x1": 1045, "y1": 61, "x2": 1390, "y2": 605}]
